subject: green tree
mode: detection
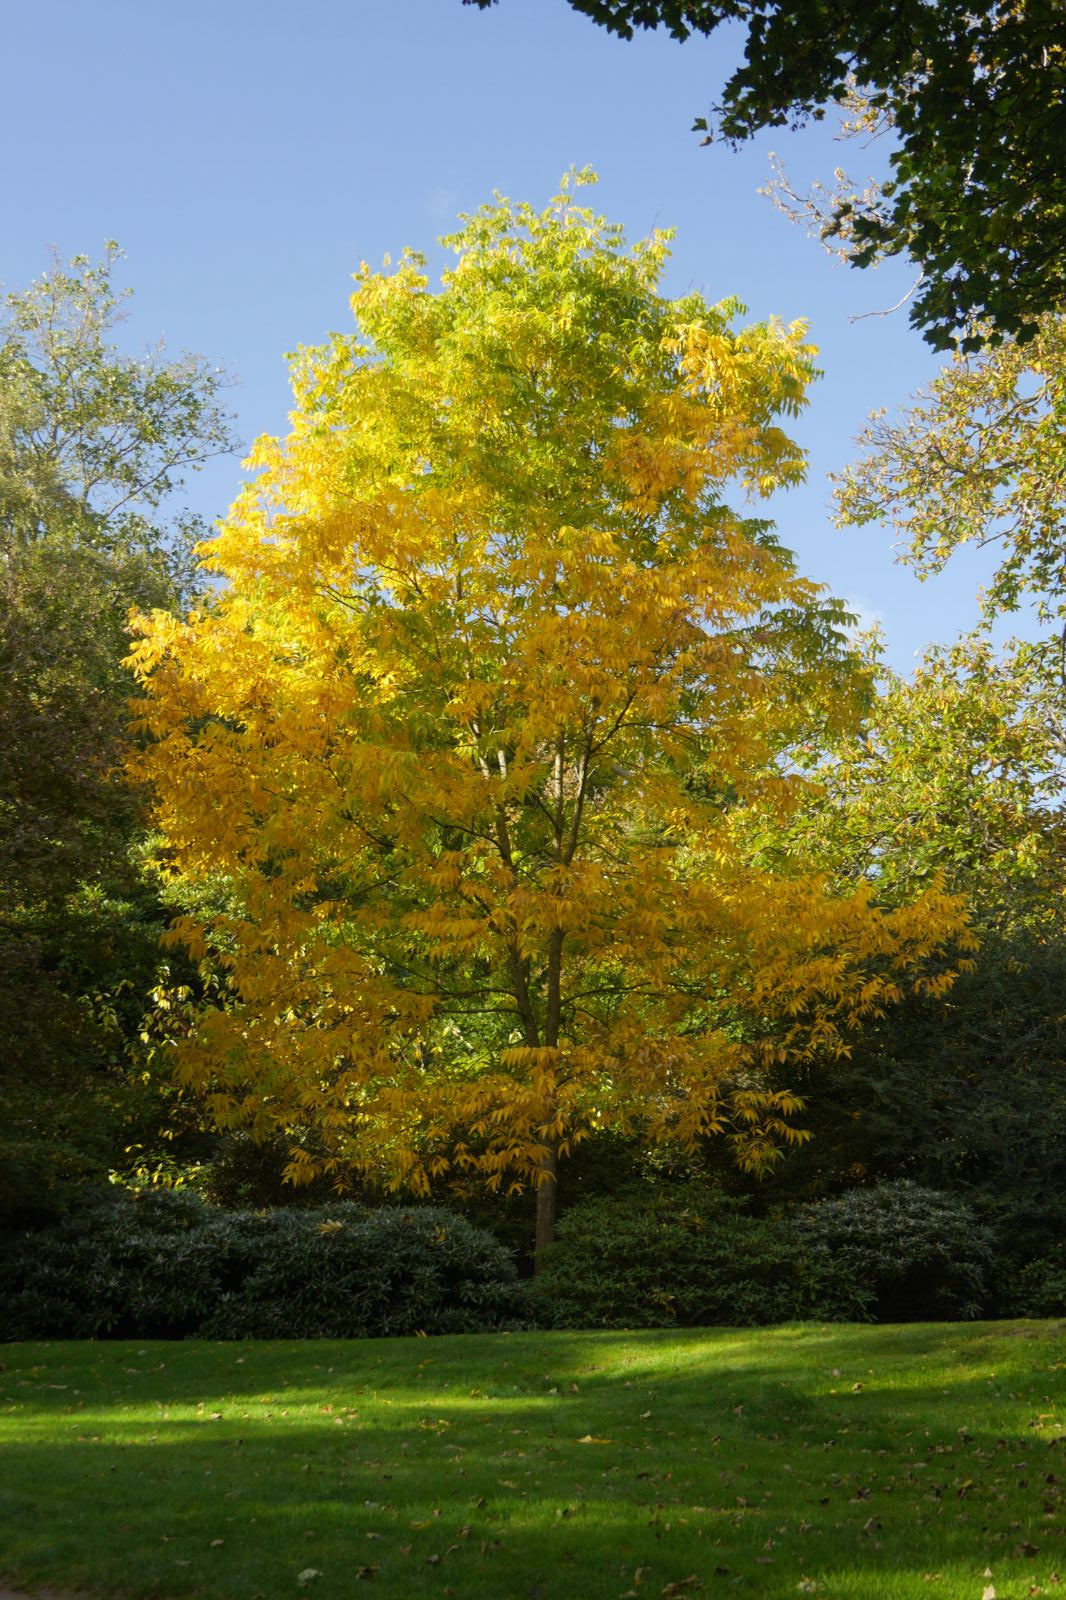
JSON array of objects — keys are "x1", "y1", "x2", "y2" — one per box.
[
  {"x1": 757, "y1": 636, "x2": 1066, "y2": 1268},
  {"x1": 837, "y1": 313, "x2": 1066, "y2": 691},
  {"x1": 468, "y1": 0, "x2": 1066, "y2": 350},
  {"x1": 789, "y1": 633, "x2": 1065, "y2": 936},
  {"x1": 0, "y1": 247, "x2": 237, "y2": 1222}
]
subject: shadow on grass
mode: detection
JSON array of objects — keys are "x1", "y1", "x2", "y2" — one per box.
[{"x1": 1, "y1": 1324, "x2": 1063, "y2": 1600}]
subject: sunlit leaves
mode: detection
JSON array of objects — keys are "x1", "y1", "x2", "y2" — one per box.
[
  {"x1": 837, "y1": 314, "x2": 1066, "y2": 658},
  {"x1": 131, "y1": 177, "x2": 969, "y2": 1224}
]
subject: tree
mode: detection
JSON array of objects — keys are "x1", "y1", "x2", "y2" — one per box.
[
  {"x1": 0, "y1": 248, "x2": 237, "y2": 1222},
  {"x1": 754, "y1": 636, "x2": 1066, "y2": 1256},
  {"x1": 837, "y1": 313, "x2": 1066, "y2": 696},
  {"x1": 130, "y1": 177, "x2": 969, "y2": 1260},
  {"x1": 0, "y1": 245, "x2": 235, "y2": 903},
  {"x1": 467, "y1": 0, "x2": 1066, "y2": 350},
  {"x1": 803, "y1": 333, "x2": 1066, "y2": 1260},
  {"x1": 786, "y1": 633, "x2": 1066, "y2": 936}
]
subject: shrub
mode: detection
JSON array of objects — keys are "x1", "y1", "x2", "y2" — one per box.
[
  {"x1": 0, "y1": 1189, "x2": 244, "y2": 1340},
  {"x1": 995, "y1": 1243, "x2": 1066, "y2": 1319},
  {"x1": 532, "y1": 1184, "x2": 868, "y2": 1329},
  {"x1": 793, "y1": 1180, "x2": 993, "y2": 1322},
  {"x1": 198, "y1": 1205, "x2": 527, "y2": 1339},
  {"x1": 0, "y1": 1194, "x2": 526, "y2": 1341}
]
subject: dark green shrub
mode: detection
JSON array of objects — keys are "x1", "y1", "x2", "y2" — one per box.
[
  {"x1": 532, "y1": 1185, "x2": 869, "y2": 1329},
  {"x1": 995, "y1": 1243, "x2": 1066, "y2": 1318},
  {"x1": 0, "y1": 1189, "x2": 245, "y2": 1340},
  {"x1": 198, "y1": 1205, "x2": 527, "y2": 1339},
  {"x1": 1, "y1": 1195, "x2": 526, "y2": 1341},
  {"x1": 793, "y1": 1180, "x2": 993, "y2": 1321}
]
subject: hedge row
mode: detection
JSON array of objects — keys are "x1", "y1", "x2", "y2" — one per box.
[
  {"x1": 4, "y1": 1179, "x2": 1054, "y2": 1341},
  {"x1": 530, "y1": 1179, "x2": 995, "y2": 1328},
  {"x1": 0, "y1": 1192, "x2": 526, "y2": 1341}
]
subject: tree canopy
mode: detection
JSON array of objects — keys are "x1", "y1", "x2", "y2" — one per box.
[
  {"x1": 130, "y1": 177, "x2": 970, "y2": 1256},
  {"x1": 467, "y1": 0, "x2": 1066, "y2": 350},
  {"x1": 837, "y1": 314, "x2": 1066, "y2": 704},
  {"x1": 0, "y1": 245, "x2": 235, "y2": 907},
  {"x1": 789, "y1": 634, "x2": 1066, "y2": 939},
  {"x1": 0, "y1": 248, "x2": 236, "y2": 1223}
]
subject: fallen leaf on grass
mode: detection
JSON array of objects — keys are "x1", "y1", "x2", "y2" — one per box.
[
  {"x1": 577, "y1": 1434, "x2": 612, "y2": 1444},
  {"x1": 661, "y1": 1579, "x2": 701, "y2": 1597},
  {"x1": 297, "y1": 1570, "x2": 322, "y2": 1585}
]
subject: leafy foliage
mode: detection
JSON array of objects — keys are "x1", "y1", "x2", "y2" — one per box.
[
  {"x1": 760, "y1": 638, "x2": 1066, "y2": 1266},
  {"x1": 749, "y1": 934, "x2": 1066, "y2": 1229},
  {"x1": 468, "y1": 1, "x2": 1066, "y2": 349},
  {"x1": 0, "y1": 244, "x2": 233, "y2": 566},
  {"x1": 793, "y1": 1180, "x2": 993, "y2": 1321},
  {"x1": 838, "y1": 315, "x2": 1066, "y2": 671},
  {"x1": 199, "y1": 1205, "x2": 527, "y2": 1340},
  {"x1": 202, "y1": 1132, "x2": 342, "y2": 1210},
  {"x1": 130, "y1": 176, "x2": 969, "y2": 1257},
  {"x1": 533, "y1": 1184, "x2": 868, "y2": 1327},
  {"x1": 0, "y1": 248, "x2": 237, "y2": 1223},
  {"x1": 998, "y1": 1245, "x2": 1066, "y2": 1318},
  {"x1": 787, "y1": 635, "x2": 1066, "y2": 937},
  {"x1": 0, "y1": 1191, "x2": 525, "y2": 1342}
]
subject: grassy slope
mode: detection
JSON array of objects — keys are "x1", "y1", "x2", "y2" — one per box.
[{"x1": 1, "y1": 1323, "x2": 1063, "y2": 1600}]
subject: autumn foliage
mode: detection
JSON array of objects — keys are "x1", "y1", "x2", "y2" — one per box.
[{"x1": 130, "y1": 176, "x2": 970, "y2": 1253}]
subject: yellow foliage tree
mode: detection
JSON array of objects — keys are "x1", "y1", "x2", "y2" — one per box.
[{"x1": 130, "y1": 175, "x2": 971, "y2": 1260}]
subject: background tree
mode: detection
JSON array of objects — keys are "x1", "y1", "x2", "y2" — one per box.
[
  {"x1": 131, "y1": 176, "x2": 969, "y2": 1262},
  {"x1": 0, "y1": 247, "x2": 236, "y2": 1222},
  {"x1": 754, "y1": 636, "x2": 1066, "y2": 1282},
  {"x1": 837, "y1": 312, "x2": 1066, "y2": 698},
  {"x1": 810, "y1": 318, "x2": 1066, "y2": 1284},
  {"x1": 788, "y1": 634, "x2": 1065, "y2": 935},
  {"x1": 467, "y1": 0, "x2": 1066, "y2": 349}
]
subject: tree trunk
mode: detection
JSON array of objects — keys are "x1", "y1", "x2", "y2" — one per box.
[{"x1": 533, "y1": 1140, "x2": 558, "y2": 1274}]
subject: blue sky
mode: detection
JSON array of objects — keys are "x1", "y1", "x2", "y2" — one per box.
[{"x1": 4, "y1": 0, "x2": 998, "y2": 668}]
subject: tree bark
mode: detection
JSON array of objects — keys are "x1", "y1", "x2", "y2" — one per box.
[{"x1": 533, "y1": 1138, "x2": 558, "y2": 1274}]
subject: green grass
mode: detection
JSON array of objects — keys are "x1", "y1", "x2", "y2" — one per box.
[{"x1": 1, "y1": 1323, "x2": 1063, "y2": 1600}]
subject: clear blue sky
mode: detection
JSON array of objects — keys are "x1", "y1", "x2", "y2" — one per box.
[{"x1": 4, "y1": 0, "x2": 997, "y2": 668}]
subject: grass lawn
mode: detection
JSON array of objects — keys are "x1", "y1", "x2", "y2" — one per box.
[{"x1": 0, "y1": 1322, "x2": 1063, "y2": 1600}]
